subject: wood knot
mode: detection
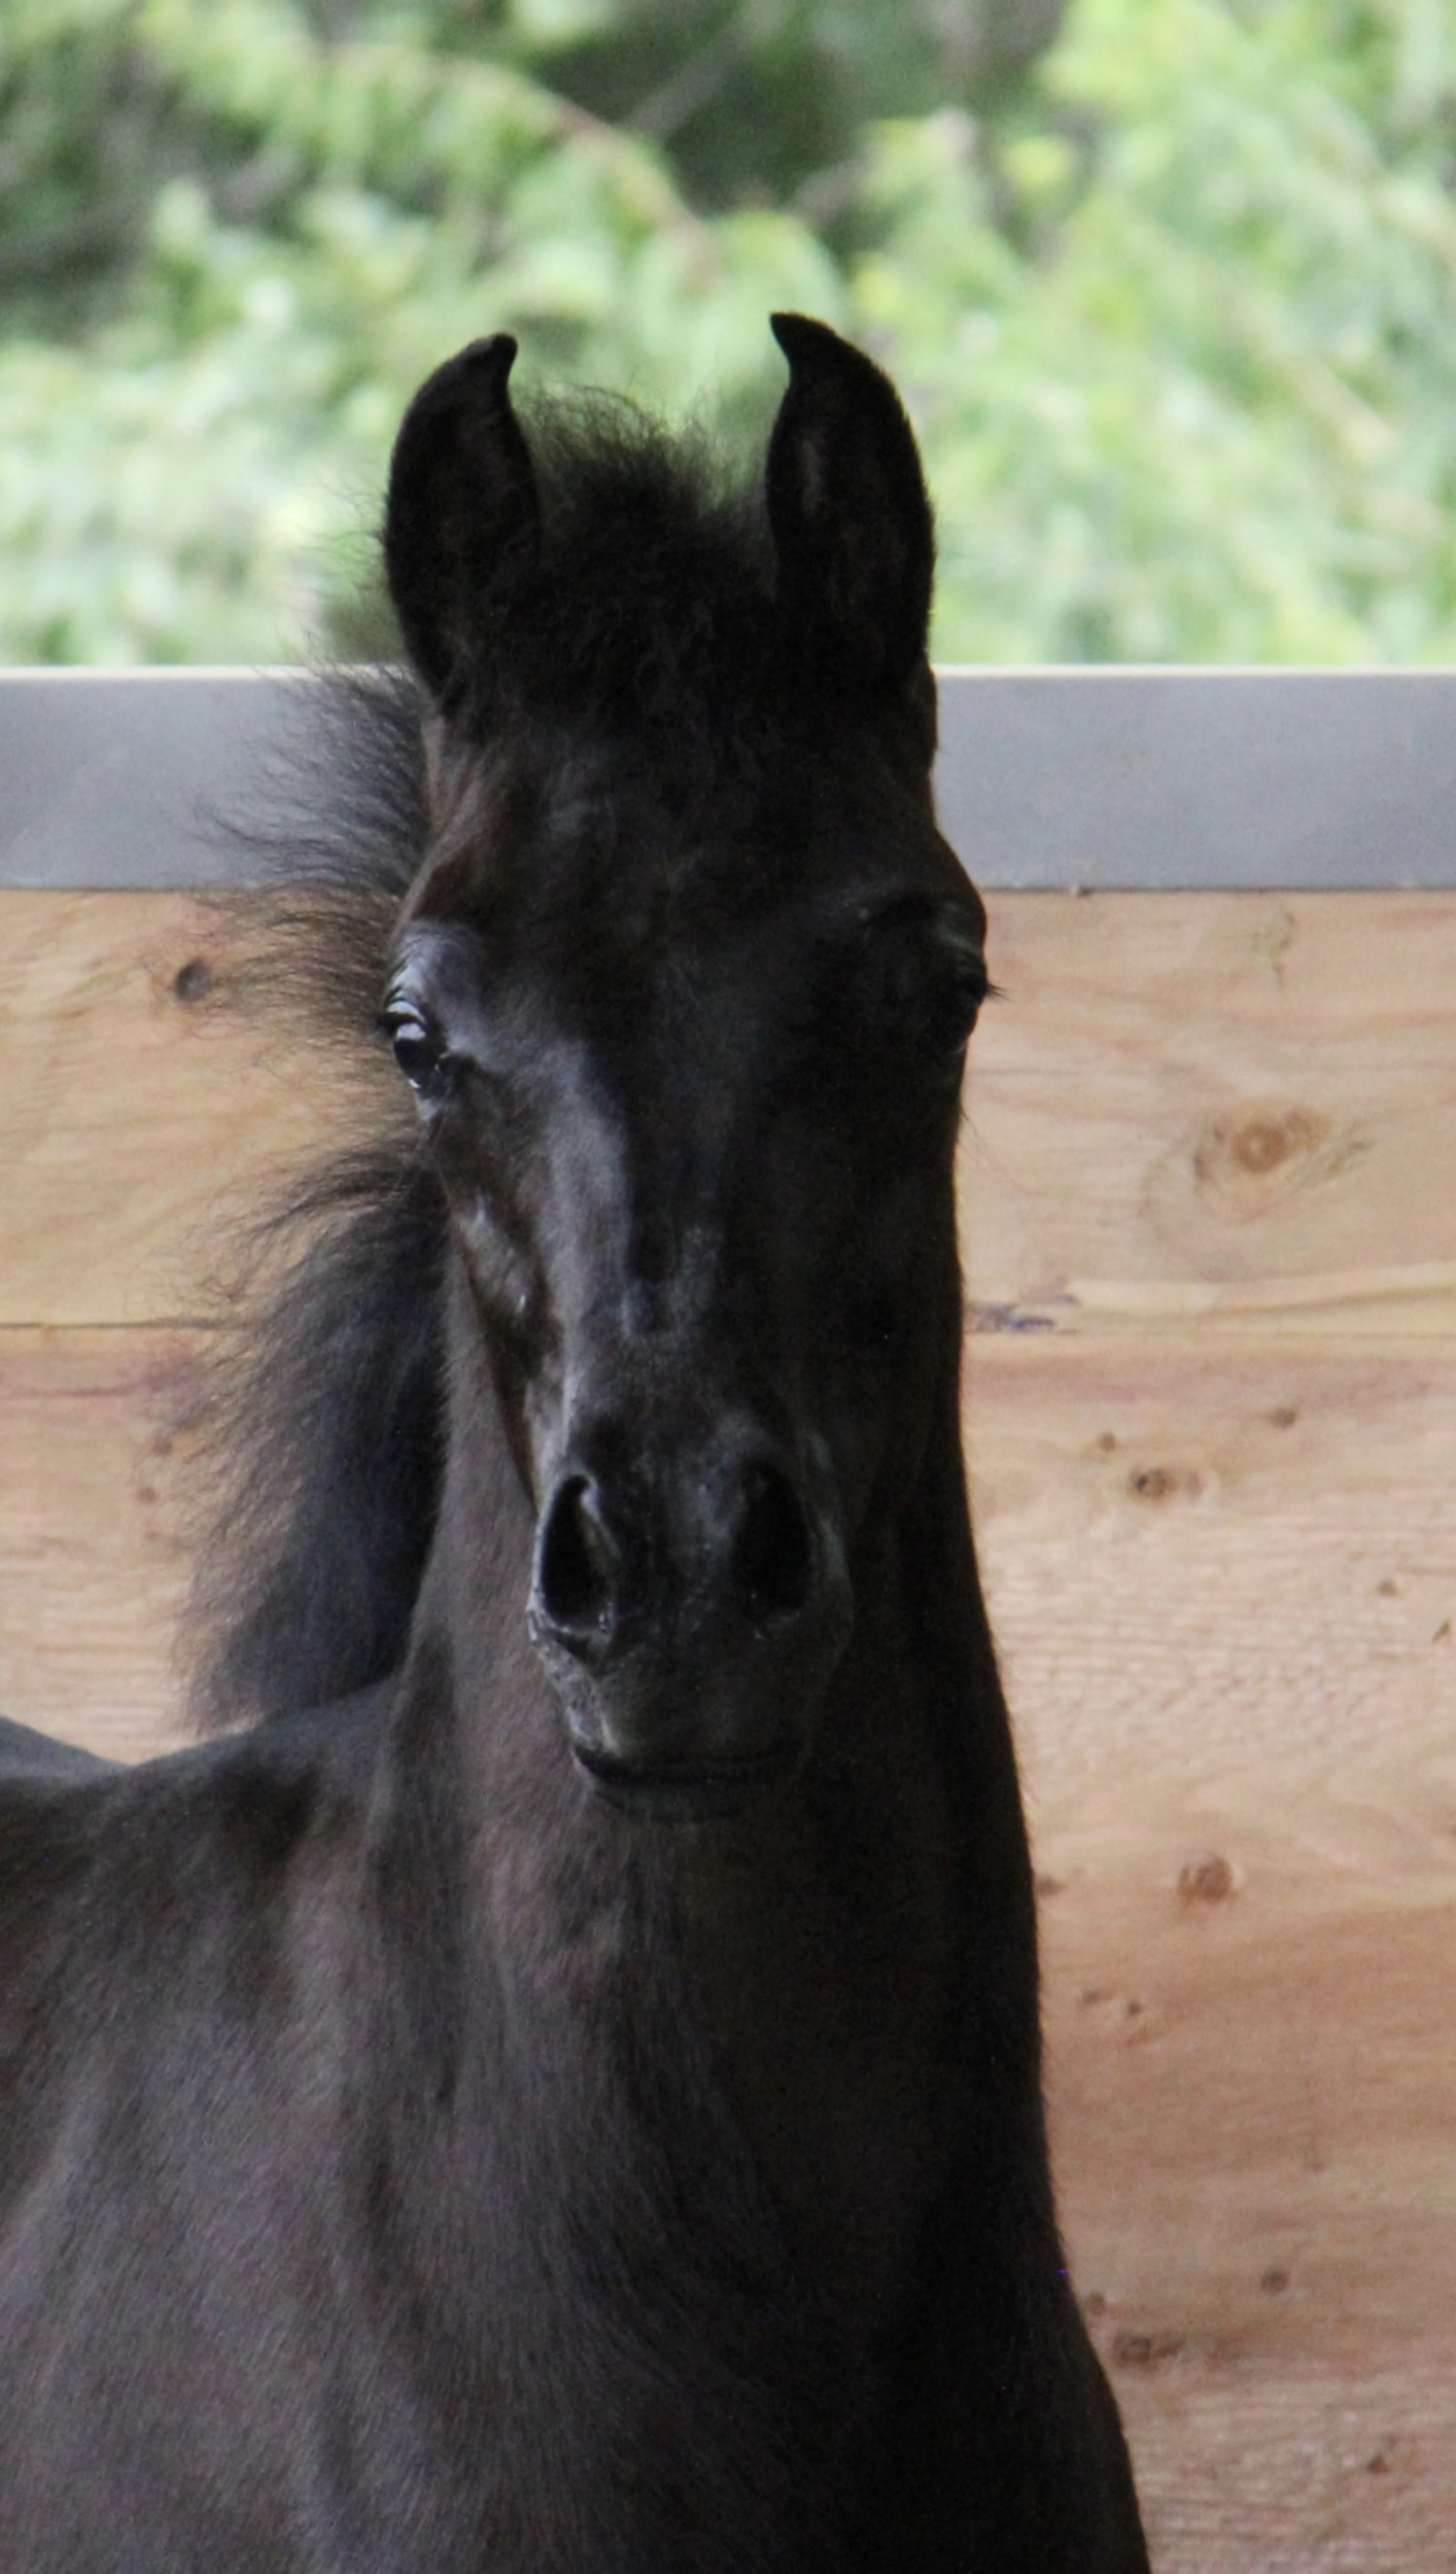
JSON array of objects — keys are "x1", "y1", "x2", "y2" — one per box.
[
  {"x1": 1197, "y1": 1103, "x2": 1326, "y2": 1183},
  {"x1": 1128, "y1": 1464, "x2": 1201, "y2": 1504},
  {"x1": 1189, "y1": 1098, "x2": 1362, "y2": 1222},
  {"x1": 1076, "y1": 1986, "x2": 1149, "y2": 2030},
  {"x1": 1111, "y1": 2329, "x2": 1184, "y2": 2369},
  {"x1": 1233, "y1": 1114, "x2": 1304, "y2": 1174},
  {"x1": 1179, "y1": 1854, "x2": 1237, "y2": 1905},
  {"x1": 173, "y1": 957, "x2": 217, "y2": 1005}
]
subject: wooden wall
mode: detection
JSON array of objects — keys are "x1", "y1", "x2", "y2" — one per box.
[{"x1": 3, "y1": 883, "x2": 1454, "y2": 2569}]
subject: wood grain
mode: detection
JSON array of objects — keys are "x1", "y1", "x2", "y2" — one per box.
[
  {"x1": 1049, "y1": 1885, "x2": 1456, "y2": 2574},
  {"x1": 0, "y1": 1327, "x2": 197, "y2": 1762},
  {"x1": 4, "y1": 886, "x2": 1456, "y2": 2567},
  {"x1": 963, "y1": 889, "x2": 1456, "y2": 1334},
  {"x1": 5, "y1": 888, "x2": 1456, "y2": 1330},
  {"x1": 0, "y1": 889, "x2": 383, "y2": 1326},
  {"x1": 964, "y1": 1334, "x2": 1456, "y2": 1863}
]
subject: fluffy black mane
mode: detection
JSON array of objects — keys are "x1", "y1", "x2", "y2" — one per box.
[
  {"x1": 186, "y1": 669, "x2": 440, "y2": 1731},
  {"x1": 467, "y1": 400, "x2": 777, "y2": 740},
  {"x1": 187, "y1": 405, "x2": 787, "y2": 1733}
]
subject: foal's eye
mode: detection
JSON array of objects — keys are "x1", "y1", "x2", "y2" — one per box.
[
  {"x1": 918, "y1": 943, "x2": 988, "y2": 1058},
  {"x1": 382, "y1": 1004, "x2": 448, "y2": 1099},
  {"x1": 869, "y1": 906, "x2": 988, "y2": 1065}
]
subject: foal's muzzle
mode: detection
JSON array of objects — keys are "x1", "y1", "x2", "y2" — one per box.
[{"x1": 528, "y1": 1437, "x2": 850, "y2": 1813}]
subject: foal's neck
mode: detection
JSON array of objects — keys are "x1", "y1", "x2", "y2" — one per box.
[{"x1": 386, "y1": 1269, "x2": 1027, "y2": 2326}]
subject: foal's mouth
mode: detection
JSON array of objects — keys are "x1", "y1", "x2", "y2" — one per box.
[{"x1": 569, "y1": 1733, "x2": 803, "y2": 1821}]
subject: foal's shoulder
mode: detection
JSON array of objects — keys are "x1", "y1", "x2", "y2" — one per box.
[
  {"x1": 0, "y1": 1719, "x2": 125, "y2": 1928},
  {"x1": 0, "y1": 1686, "x2": 390, "y2": 1925},
  {"x1": 0, "y1": 1714, "x2": 116, "y2": 1784}
]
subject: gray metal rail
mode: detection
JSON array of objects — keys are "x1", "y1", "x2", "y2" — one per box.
[{"x1": 2, "y1": 667, "x2": 1454, "y2": 889}]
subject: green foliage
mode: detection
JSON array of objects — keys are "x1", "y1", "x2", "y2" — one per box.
[
  {"x1": 869, "y1": 0, "x2": 1456, "y2": 659},
  {"x1": 474, "y1": 0, "x2": 1067, "y2": 213},
  {"x1": 3, "y1": 0, "x2": 1456, "y2": 662}
]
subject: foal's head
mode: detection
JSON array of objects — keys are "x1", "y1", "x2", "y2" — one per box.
[{"x1": 381, "y1": 317, "x2": 986, "y2": 1814}]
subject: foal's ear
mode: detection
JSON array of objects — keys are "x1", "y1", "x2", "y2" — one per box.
[
  {"x1": 383, "y1": 335, "x2": 541, "y2": 704},
  {"x1": 766, "y1": 314, "x2": 934, "y2": 696}
]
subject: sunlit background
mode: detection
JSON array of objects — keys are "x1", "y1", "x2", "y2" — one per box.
[{"x1": 5, "y1": 0, "x2": 1456, "y2": 664}]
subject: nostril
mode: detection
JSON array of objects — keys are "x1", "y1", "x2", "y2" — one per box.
[
  {"x1": 537, "y1": 1477, "x2": 616, "y2": 1643},
  {"x1": 730, "y1": 1463, "x2": 814, "y2": 1625}
]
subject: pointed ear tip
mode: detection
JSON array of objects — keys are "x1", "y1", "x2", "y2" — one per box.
[
  {"x1": 408, "y1": 333, "x2": 519, "y2": 414},
  {"x1": 449, "y1": 332, "x2": 519, "y2": 391},
  {"x1": 389, "y1": 336, "x2": 524, "y2": 477},
  {"x1": 770, "y1": 316, "x2": 909, "y2": 411},
  {"x1": 771, "y1": 312, "x2": 836, "y2": 366}
]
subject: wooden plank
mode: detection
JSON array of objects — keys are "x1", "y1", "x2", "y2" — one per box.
[
  {"x1": 964, "y1": 890, "x2": 1456, "y2": 1334},
  {"x1": 5, "y1": 888, "x2": 1454, "y2": 1333},
  {"x1": 0, "y1": 890, "x2": 382, "y2": 1326},
  {"x1": 964, "y1": 1334, "x2": 1456, "y2": 1865},
  {"x1": 960, "y1": 1331, "x2": 1456, "y2": 2572},
  {"x1": 0, "y1": 1327, "x2": 196, "y2": 1762},
  {"x1": 967, "y1": 887, "x2": 1456, "y2": 1326},
  {"x1": 1049, "y1": 1884, "x2": 1456, "y2": 2573}
]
